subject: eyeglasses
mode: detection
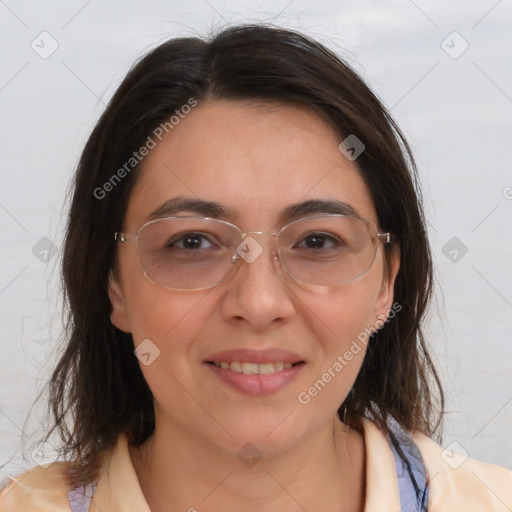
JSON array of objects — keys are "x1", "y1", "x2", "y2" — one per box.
[{"x1": 114, "y1": 215, "x2": 391, "y2": 290}]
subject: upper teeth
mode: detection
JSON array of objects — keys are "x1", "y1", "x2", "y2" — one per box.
[{"x1": 213, "y1": 361, "x2": 294, "y2": 374}]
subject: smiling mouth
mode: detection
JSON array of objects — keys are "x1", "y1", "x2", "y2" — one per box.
[{"x1": 205, "y1": 361, "x2": 305, "y2": 375}]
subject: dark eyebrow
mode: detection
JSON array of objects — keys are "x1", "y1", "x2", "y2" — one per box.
[
  {"x1": 279, "y1": 199, "x2": 358, "y2": 224},
  {"x1": 147, "y1": 196, "x2": 359, "y2": 224},
  {"x1": 147, "y1": 196, "x2": 238, "y2": 221}
]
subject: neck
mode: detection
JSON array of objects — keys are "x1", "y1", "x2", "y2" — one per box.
[{"x1": 129, "y1": 415, "x2": 366, "y2": 512}]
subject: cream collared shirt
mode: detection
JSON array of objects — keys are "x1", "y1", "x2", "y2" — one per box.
[{"x1": 2, "y1": 418, "x2": 512, "y2": 511}]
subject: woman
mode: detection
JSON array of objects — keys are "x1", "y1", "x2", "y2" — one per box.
[{"x1": 1, "y1": 24, "x2": 511, "y2": 512}]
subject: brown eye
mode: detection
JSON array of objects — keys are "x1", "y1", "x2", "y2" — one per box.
[
  {"x1": 296, "y1": 233, "x2": 342, "y2": 250},
  {"x1": 167, "y1": 233, "x2": 217, "y2": 250}
]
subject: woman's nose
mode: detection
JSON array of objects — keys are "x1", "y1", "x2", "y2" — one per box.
[{"x1": 220, "y1": 235, "x2": 296, "y2": 330}]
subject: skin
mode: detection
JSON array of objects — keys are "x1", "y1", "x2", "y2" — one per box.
[{"x1": 109, "y1": 99, "x2": 400, "y2": 512}]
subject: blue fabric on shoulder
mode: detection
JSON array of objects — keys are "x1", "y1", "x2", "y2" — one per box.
[
  {"x1": 66, "y1": 480, "x2": 97, "y2": 512},
  {"x1": 387, "y1": 417, "x2": 429, "y2": 511}
]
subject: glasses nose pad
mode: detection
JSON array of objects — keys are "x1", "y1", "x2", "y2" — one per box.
[
  {"x1": 229, "y1": 245, "x2": 280, "y2": 266},
  {"x1": 225, "y1": 240, "x2": 283, "y2": 287}
]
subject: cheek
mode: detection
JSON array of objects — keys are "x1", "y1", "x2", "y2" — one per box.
[
  {"x1": 126, "y1": 291, "x2": 217, "y2": 378},
  {"x1": 295, "y1": 263, "x2": 385, "y2": 401},
  {"x1": 118, "y1": 250, "x2": 215, "y2": 368},
  {"x1": 303, "y1": 267, "x2": 384, "y2": 351},
  {"x1": 122, "y1": 283, "x2": 218, "y2": 419},
  {"x1": 119, "y1": 248, "x2": 196, "y2": 333}
]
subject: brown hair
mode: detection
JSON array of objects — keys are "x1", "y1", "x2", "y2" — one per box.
[{"x1": 39, "y1": 23, "x2": 443, "y2": 489}]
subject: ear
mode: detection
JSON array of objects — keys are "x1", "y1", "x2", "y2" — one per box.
[
  {"x1": 108, "y1": 270, "x2": 131, "y2": 333},
  {"x1": 374, "y1": 243, "x2": 401, "y2": 319}
]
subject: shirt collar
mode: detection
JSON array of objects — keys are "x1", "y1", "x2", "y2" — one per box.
[{"x1": 96, "y1": 418, "x2": 400, "y2": 511}]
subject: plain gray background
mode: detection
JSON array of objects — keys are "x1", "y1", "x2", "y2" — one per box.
[{"x1": 1, "y1": 0, "x2": 511, "y2": 482}]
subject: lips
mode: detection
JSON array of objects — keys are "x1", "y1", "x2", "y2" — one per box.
[
  {"x1": 204, "y1": 348, "x2": 304, "y2": 365},
  {"x1": 204, "y1": 348, "x2": 306, "y2": 396},
  {"x1": 211, "y1": 361, "x2": 295, "y2": 375}
]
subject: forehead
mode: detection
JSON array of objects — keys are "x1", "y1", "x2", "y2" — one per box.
[{"x1": 124, "y1": 100, "x2": 378, "y2": 229}]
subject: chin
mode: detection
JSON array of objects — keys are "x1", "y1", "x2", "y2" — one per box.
[{"x1": 210, "y1": 413, "x2": 307, "y2": 458}]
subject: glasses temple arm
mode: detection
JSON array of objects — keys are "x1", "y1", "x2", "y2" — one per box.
[
  {"x1": 114, "y1": 233, "x2": 138, "y2": 243},
  {"x1": 377, "y1": 232, "x2": 391, "y2": 244}
]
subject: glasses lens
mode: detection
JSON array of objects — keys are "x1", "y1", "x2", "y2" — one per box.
[
  {"x1": 278, "y1": 216, "x2": 379, "y2": 286},
  {"x1": 134, "y1": 215, "x2": 381, "y2": 289},
  {"x1": 137, "y1": 218, "x2": 240, "y2": 289}
]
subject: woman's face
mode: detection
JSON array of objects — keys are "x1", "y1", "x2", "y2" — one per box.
[{"x1": 109, "y1": 99, "x2": 399, "y2": 456}]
